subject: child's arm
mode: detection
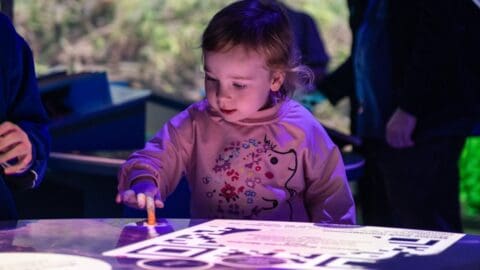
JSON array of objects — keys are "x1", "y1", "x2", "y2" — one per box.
[
  {"x1": 116, "y1": 109, "x2": 194, "y2": 212},
  {"x1": 305, "y1": 142, "x2": 356, "y2": 224}
]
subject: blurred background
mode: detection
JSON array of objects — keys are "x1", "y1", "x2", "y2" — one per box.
[{"x1": 13, "y1": 0, "x2": 353, "y2": 135}]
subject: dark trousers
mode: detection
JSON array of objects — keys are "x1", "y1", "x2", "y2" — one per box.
[
  {"x1": 358, "y1": 136, "x2": 466, "y2": 232},
  {"x1": 0, "y1": 176, "x2": 18, "y2": 220}
]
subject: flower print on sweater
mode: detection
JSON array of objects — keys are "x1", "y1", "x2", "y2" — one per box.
[{"x1": 202, "y1": 136, "x2": 298, "y2": 219}]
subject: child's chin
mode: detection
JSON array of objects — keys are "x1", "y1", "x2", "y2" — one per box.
[{"x1": 222, "y1": 115, "x2": 244, "y2": 123}]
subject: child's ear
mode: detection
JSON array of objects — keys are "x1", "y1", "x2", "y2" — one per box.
[{"x1": 270, "y1": 71, "x2": 285, "y2": 92}]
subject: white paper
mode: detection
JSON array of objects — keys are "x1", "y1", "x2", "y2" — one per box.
[{"x1": 103, "y1": 219, "x2": 464, "y2": 269}]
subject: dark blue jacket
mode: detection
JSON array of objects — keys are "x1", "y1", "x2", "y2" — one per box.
[
  {"x1": 321, "y1": 0, "x2": 480, "y2": 139},
  {"x1": 0, "y1": 13, "x2": 50, "y2": 220},
  {"x1": 389, "y1": 0, "x2": 480, "y2": 139}
]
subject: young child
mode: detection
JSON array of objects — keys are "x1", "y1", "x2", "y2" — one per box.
[{"x1": 117, "y1": 0, "x2": 355, "y2": 224}]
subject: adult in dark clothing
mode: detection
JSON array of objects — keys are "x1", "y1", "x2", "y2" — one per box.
[
  {"x1": 317, "y1": 0, "x2": 368, "y2": 134},
  {"x1": 0, "y1": 13, "x2": 50, "y2": 220},
  {"x1": 321, "y1": 0, "x2": 479, "y2": 232},
  {"x1": 278, "y1": 2, "x2": 330, "y2": 85}
]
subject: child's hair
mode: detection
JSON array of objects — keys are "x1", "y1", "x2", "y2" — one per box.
[{"x1": 201, "y1": 0, "x2": 313, "y2": 99}]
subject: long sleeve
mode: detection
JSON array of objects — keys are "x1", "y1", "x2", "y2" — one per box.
[
  {"x1": 1, "y1": 14, "x2": 50, "y2": 189},
  {"x1": 118, "y1": 109, "x2": 194, "y2": 200},
  {"x1": 317, "y1": 57, "x2": 355, "y2": 105},
  {"x1": 390, "y1": 0, "x2": 479, "y2": 135},
  {"x1": 303, "y1": 123, "x2": 356, "y2": 224},
  {"x1": 390, "y1": 0, "x2": 452, "y2": 117}
]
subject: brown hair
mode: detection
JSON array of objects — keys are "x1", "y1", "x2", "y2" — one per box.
[{"x1": 201, "y1": 0, "x2": 313, "y2": 99}]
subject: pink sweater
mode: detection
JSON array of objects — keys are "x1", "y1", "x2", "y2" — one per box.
[{"x1": 118, "y1": 99, "x2": 355, "y2": 223}]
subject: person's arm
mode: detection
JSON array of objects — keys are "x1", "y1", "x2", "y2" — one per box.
[
  {"x1": 386, "y1": 0, "x2": 451, "y2": 148},
  {"x1": 304, "y1": 125, "x2": 356, "y2": 224},
  {"x1": 317, "y1": 57, "x2": 355, "y2": 105},
  {"x1": 393, "y1": 0, "x2": 449, "y2": 115},
  {"x1": 116, "y1": 109, "x2": 193, "y2": 210},
  {"x1": 317, "y1": 0, "x2": 368, "y2": 102},
  {"x1": 2, "y1": 17, "x2": 50, "y2": 189}
]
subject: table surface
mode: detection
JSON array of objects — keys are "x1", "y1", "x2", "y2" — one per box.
[{"x1": 0, "y1": 218, "x2": 479, "y2": 270}]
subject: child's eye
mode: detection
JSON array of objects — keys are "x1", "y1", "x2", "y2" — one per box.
[{"x1": 233, "y1": 83, "x2": 246, "y2": 89}]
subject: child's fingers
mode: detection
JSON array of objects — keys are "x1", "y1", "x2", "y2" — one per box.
[
  {"x1": 121, "y1": 190, "x2": 138, "y2": 208},
  {"x1": 116, "y1": 187, "x2": 162, "y2": 209},
  {"x1": 137, "y1": 193, "x2": 146, "y2": 208},
  {"x1": 155, "y1": 199, "x2": 164, "y2": 209},
  {"x1": 153, "y1": 193, "x2": 164, "y2": 208}
]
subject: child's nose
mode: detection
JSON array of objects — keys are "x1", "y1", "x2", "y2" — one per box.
[{"x1": 217, "y1": 84, "x2": 231, "y2": 99}]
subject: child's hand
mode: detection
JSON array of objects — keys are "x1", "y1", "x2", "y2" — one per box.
[{"x1": 115, "y1": 178, "x2": 164, "y2": 209}]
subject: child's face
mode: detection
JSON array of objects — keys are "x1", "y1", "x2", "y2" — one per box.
[{"x1": 204, "y1": 45, "x2": 284, "y2": 122}]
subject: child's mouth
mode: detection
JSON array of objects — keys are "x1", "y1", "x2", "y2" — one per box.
[{"x1": 220, "y1": 108, "x2": 236, "y2": 115}]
